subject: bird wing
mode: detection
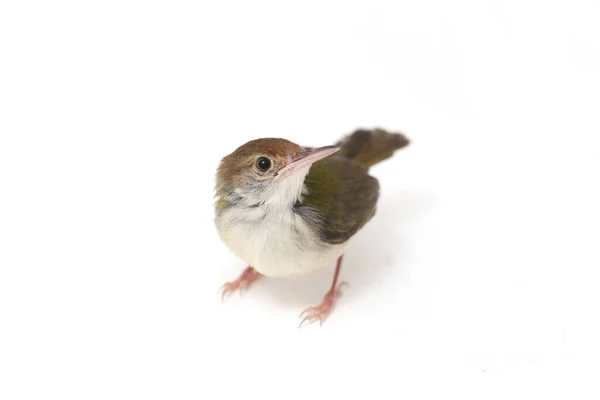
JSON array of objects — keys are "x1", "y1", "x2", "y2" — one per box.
[{"x1": 296, "y1": 155, "x2": 379, "y2": 245}]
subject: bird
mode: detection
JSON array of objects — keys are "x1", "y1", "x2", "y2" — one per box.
[{"x1": 214, "y1": 128, "x2": 410, "y2": 326}]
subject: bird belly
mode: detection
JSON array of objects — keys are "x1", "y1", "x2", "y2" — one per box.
[{"x1": 216, "y1": 208, "x2": 347, "y2": 278}]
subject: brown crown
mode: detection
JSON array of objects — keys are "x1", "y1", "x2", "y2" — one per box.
[{"x1": 217, "y1": 138, "x2": 305, "y2": 186}]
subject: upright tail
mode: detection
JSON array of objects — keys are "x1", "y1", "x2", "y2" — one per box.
[{"x1": 334, "y1": 128, "x2": 410, "y2": 167}]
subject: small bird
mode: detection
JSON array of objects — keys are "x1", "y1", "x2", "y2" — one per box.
[{"x1": 214, "y1": 128, "x2": 409, "y2": 326}]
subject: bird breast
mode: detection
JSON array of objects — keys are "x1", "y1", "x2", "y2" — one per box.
[{"x1": 215, "y1": 204, "x2": 347, "y2": 277}]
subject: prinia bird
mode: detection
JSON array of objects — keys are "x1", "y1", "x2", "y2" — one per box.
[{"x1": 214, "y1": 128, "x2": 410, "y2": 326}]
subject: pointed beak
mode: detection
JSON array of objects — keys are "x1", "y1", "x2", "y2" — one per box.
[{"x1": 276, "y1": 146, "x2": 340, "y2": 176}]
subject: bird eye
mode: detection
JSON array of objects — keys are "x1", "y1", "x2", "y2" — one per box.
[{"x1": 256, "y1": 157, "x2": 272, "y2": 172}]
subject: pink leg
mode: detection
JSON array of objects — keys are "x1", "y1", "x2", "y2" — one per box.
[
  {"x1": 220, "y1": 266, "x2": 262, "y2": 301},
  {"x1": 299, "y1": 255, "x2": 348, "y2": 327}
]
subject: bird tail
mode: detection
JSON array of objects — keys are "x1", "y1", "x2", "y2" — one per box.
[{"x1": 334, "y1": 128, "x2": 410, "y2": 167}]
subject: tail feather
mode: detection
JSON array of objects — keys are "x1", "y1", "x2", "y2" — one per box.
[{"x1": 334, "y1": 128, "x2": 410, "y2": 167}]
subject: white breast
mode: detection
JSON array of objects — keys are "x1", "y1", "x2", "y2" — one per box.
[{"x1": 215, "y1": 205, "x2": 347, "y2": 278}]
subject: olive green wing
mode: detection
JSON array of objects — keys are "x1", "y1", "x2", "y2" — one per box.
[{"x1": 296, "y1": 155, "x2": 379, "y2": 245}]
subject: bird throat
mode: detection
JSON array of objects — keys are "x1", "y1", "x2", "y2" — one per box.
[{"x1": 217, "y1": 167, "x2": 309, "y2": 213}]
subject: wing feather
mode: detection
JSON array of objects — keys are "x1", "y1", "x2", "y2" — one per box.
[{"x1": 295, "y1": 155, "x2": 379, "y2": 244}]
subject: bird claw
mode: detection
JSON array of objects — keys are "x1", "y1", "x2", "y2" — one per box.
[
  {"x1": 219, "y1": 280, "x2": 249, "y2": 301},
  {"x1": 219, "y1": 267, "x2": 261, "y2": 302},
  {"x1": 298, "y1": 281, "x2": 348, "y2": 328},
  {"x1": 219, "y1": 282, "x2": 237, "y2": 302}
]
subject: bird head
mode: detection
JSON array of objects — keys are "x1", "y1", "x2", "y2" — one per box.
[{"x1": 215, "y1": 138, "x2": 339, "y2": 208}]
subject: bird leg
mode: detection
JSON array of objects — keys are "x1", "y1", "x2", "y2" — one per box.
[
  {"x1": 299, "y1": 255, "x2": 348, "y2": 327},
  {"x1": 220, "y1": 266, "x2": 262, "y2": 301}
]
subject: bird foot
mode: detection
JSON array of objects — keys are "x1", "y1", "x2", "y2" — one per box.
[
  {"x1": 298, "y1": 281, "x2": 348, "y2": 327},
  {"x1": 220, "y1": 266, "x2": 262, "y2": 301}
]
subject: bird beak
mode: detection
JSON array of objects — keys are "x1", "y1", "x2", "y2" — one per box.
[{"x1": 276, "y1": 146, "x2": 340, "y2": 176}]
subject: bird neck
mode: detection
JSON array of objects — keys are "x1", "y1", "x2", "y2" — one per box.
[{"x1": 216, "y1": 171, "x2": 309, "y2": 215}]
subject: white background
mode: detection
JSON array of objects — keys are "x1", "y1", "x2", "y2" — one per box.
[{"x1": 1, "y1": 0, "x2": 599, "y2": 398}]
